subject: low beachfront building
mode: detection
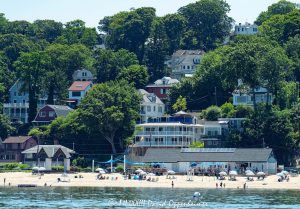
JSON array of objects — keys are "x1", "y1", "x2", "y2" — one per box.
[
  {"x1": 0, "y1": 136, "x2": 37, "y2": 162},
  {"x1": 22, "y1": 145, "x2": 75, "y2": 171},
  {"x1": 138, "y1": 89, "x2": 165, "y2": 124},
  {"x1": 130, "y1": 148, "x2": 277, "y2": 174}
]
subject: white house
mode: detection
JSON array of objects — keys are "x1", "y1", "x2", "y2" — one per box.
[
  {"x1": 67, "y1": 81, "x2": 93, "y2": 108},
  {"x1": 3, "y1": 80, "x2": 47, "y2": 123},
  {"x1": 234, "y1": 22, "x2": 258, "y2": 35},
  {"x1": 138, "y1": 89, "x2": 165, "y2": 124},
  {"x1": 166, "y1": 50, "x2": 205, "y2": 80},
  {"x1": 133, "y1": 112, "x2": 223, "y2": 148}
]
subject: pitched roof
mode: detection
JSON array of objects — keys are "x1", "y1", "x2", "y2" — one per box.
[
  {"x1": 47, "y1": 105, "x2": 73, "y2": 117},
  {"x1": 138, "y1": 89, "x2": 164, "y2": 105},
  {"x1": 68, "y1": 81, "x2": 92, "y2": 91},
  {"x1": 138, "y1": 148, "x2": 274, "y2": 163},
  {"x1": 173, "y1": 50, "x2": 205, "y2": 56},
  {"x1": 3, "y1": 136, "x2": 33, "y2": 144},
  {"x1": 22, "y1": 145, "x2": 75, "y2": 158}
]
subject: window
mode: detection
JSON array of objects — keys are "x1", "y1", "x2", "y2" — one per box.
[
  {"x1": 236, "y1": 96, "x2": 247, "y2": 103},
  {"x1": 72, "y1": 91, "x2": 81, "y2": 97},
  {"x1": 11, "y1": 155, "x2": 15, "y2": 160},
  {"x1": 14, "y1": 92, "x2": 17, "y2": 96},
  {"x1": 49, "y1": 111, "x2": 55, "y2": 117},
  {"x1": 187, "y1": 66, "x2": 190, "y2": 69},
  {"x1": 39, "y1": 111, "x2": 46, "y2": 117},
  {"x1": 253, "y1": 28, "x2": 257, "y2": 32},
  {"x1": 147, "y1": 106, "x2": 151, "y2": 112},
  {"x1": 237, "y1": 28, "x2": 240, "y2": 32},
  {"x1": 158, "y1": 106, "x2": 162, "y2": 113},
  {"x1": 183, "y1": 65, "x2": 185, "y2": 69},
  {"x1": 160, "y1": 89, "x2": 166, "y2": 94},
  {"x1": 13, "y1": 100, "x2": 17, "y2": 103},
  {"x1": 242, "y1": 28, "x2": 244, "y2": 31},
  {"x1": 23, "y1": 100, "x2": 26, "y2": 104}
]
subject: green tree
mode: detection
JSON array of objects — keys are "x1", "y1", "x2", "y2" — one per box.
[
  {"x1": 172, "y1": 95, "x2": 187, "y2": 112},
  {"x1": 0, "y1": 114, "x2": 15, "y2": 140},
  {"x1": 14, "y1": 51, "x2": 50, "y2": 123},
  {"x1": 78, "y1": 80, "x2": 141, "y2": 153},
  {"x1": 202, "y1": 105, "x2": 221, "y2": 121},
  {"x1": 99, "y1": 7, "x2": 156, "y2": 62},
  {"x1": 259, "y1": 9, "x2": 300, "y2": 44},
  {"x1": 162, "y1": 14, "x2": 186, "y2": 54},
  {"x1": 144, "y1": 17, "x2": 169, "y2": 81},
  {"x1": 117, "y1": 64, "x2": 149, "y2": 89},
  {"x1": 220, "y1": 102, "x2": 234, "y2": 118},
  {"x1": 94, "y1": 49, "x2": 138, "y2": 83},
  {"x1": 33, "y1": 20, "x2": 63, "y2": 43},
  {"x1": 285, "y1": 35, "x2": 300, "y2": 82},
  {"x1": 189, "y1": 141, "x2": 204, "y2": 148},
  {"x1": 255, "y1": 0, "x2": 297, "y2": 25},
  {"x1": 178, "y1": 0, "x2": 233, "y2": 50}
]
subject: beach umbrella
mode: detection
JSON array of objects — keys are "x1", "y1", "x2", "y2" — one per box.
[
  {"x1": 32, "y1": 167, "x2": 39, "y2": 170},
  {"x1": 229, "y1": 170, "x2": 238, "y2": 176},
  {"x1": 257, "y1": 172, "x2": 265, "y2": 176},
  {"x1": 135, "y1": 169, "x2": 143, "y2": 173},
  {"x1": 219, "y1": 171, "x2": 227, "y2": 176},
  {"x1": 167, "y1": 170, "x2": 175, "y2": 175},
  {"x1": 246, "y1": 171, "x2": 255, "y2": 176},
  {"x1": 191, "y1": 162, "x2": 197, "y2": 167},
  {"x1": 96, "y1": 168, "x2": 104, "y2": 172},
  {"x1": 245, "y1": 170, "x2": 252, "y2": 174},
  {"x1": 38, "y1": 167, "x2": 46, "y2": 171},
  {"x1": 276, "y1": 172, "x2": 284, "y2": 177},
  {"x1": 147, "y1": 173, "x2": 156, "y2": 176},
  {"x1": 282, "y1": 171, "x2": 289, "y2": 175},
  {"x1": 99, "y1": 170, "x2": 106, "y2": 174},
  {"x1": 139, "y1": 171, "x2": 147, "y2": 175}
]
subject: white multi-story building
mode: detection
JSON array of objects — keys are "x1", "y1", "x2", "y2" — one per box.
[
  {"x1": 166, "y1": 50, "x2": 205, "y2": 80},
  {"x1": 3, "y1": 80, "x2": 47, "y2": 123},
  {"x1": 138, "y1": 89, "x2": 165, "y2": 124},
  {"x1": 234, "y1": 22, "x2": 258, "y2": 35},
  {"x1": 133, "y1": 112, "x2": 223, "y2": 148}
]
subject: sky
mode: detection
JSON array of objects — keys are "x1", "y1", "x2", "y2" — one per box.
[{"x1": 1, "y1": 0, "x2": 299, "y2": 28}]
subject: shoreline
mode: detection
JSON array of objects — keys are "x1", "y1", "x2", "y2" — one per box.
[{"x1": 0, "y1": 172, "x2": 299, "y2": 190}]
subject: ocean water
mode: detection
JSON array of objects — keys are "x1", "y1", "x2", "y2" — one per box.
[{"x1": 0, "y1": 187, "x2": 299, "y2": 208}]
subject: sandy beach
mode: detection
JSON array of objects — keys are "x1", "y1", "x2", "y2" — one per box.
[{"x1": 0, "y1": 172, "x2": 299, "y2": 190}]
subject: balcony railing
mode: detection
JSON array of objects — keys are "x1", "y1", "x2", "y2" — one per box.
[
  {"x1": 3, "y1": 103, "x2": 29, "y2": 108},
  {"x1": 135, "y1": 131, "x2": 195, "y2": 136},
  {"x1": 134, "y1": 141, "x2": 191, "y2": 147}
]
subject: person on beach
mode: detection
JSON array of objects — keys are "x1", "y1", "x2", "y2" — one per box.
[
  {"x1": 220, "y1": 182, "x2": 223, "y2": 187},
  {"x1": 4, "y1": 178, "x2": 6, "y2": 186},
  {"x1": 216, "y1": 183, "x2": 218, "y2": 188},
  {"x1": 223, "y1": 183, "x2": 225, "y2": 188},
  {"x1": 171, "y1": 181, "x2": 174, "y2": 188},
  {"x1": 243, "y1": 183, "x2": 246, "y2": 190}
]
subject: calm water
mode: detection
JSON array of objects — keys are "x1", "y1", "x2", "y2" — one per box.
[{"x1": 0, "y1": 187, "x2": 299, "y2": 208}]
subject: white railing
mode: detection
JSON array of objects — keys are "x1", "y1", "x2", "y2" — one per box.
[
  {"x1": 3, "y1": 103, "x2": 29, "y2": 108},
  {"x1": 135, "y1": 131, "x2": 195, "y2": 136},
  {"x1": 135, "y1": 141, "x2": 191, "y2": 147}
]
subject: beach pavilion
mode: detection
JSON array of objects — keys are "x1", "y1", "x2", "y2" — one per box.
[
  {"x1": 131, "y1": 148, "x2": 277, "y2": 174},
  {"x1": 22, "y1": 145, "x2": 75, "y2": 171}
]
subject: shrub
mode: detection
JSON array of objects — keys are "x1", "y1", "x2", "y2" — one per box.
[
  {"x1": 51, "y1": 166, "x2": 64, "y2": 171},
  {"x1": 202, "y1": 106, "x2": 221, "y2": 121},
  {"x1": 116, "y1": 165, "x2": 124, "y2": 173},
  {"x1": 82, "y1": 167, "x2": 92, "y2": 172}
]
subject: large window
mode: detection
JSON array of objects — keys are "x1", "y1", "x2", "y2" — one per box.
[
  {"x1": 49, "y1": 111, "x2": 55, "y2": 117},
  {"x1": 39, "y1": 111, "x2": 46, "y2": 117},
  {"x1": 72, "y1": 91, "x2": 81, "y2": 97}
]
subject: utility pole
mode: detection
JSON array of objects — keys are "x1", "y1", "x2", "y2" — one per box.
[
  {"x1": 214, "y1": 86, "x2": 217, "y2": 106},
  {"x1": 262, "y1": 138, "x2": 265, "y2": 148},
  {"x1": 72, "y1": 142, "x2": 75, "y2": 151}
]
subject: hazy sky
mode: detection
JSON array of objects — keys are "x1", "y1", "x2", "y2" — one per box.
[{"x1": 1, "y1": 0, "x2": 299, "y2": 28}]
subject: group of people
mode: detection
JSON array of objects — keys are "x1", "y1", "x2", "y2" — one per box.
[{"x1": 216, "y1": 182, "x2": 226, "y2": 188}]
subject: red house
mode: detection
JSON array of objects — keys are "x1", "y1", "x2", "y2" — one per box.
[
  {"x1": 32, "y1": 105, "x2": 73, "y2": 126},
  {"x1": 0, "y1": 136, "x2": 37, "y2": 162},
  {"x1": 146, "y1": 77, "x2": 179, "y2": 100}
]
